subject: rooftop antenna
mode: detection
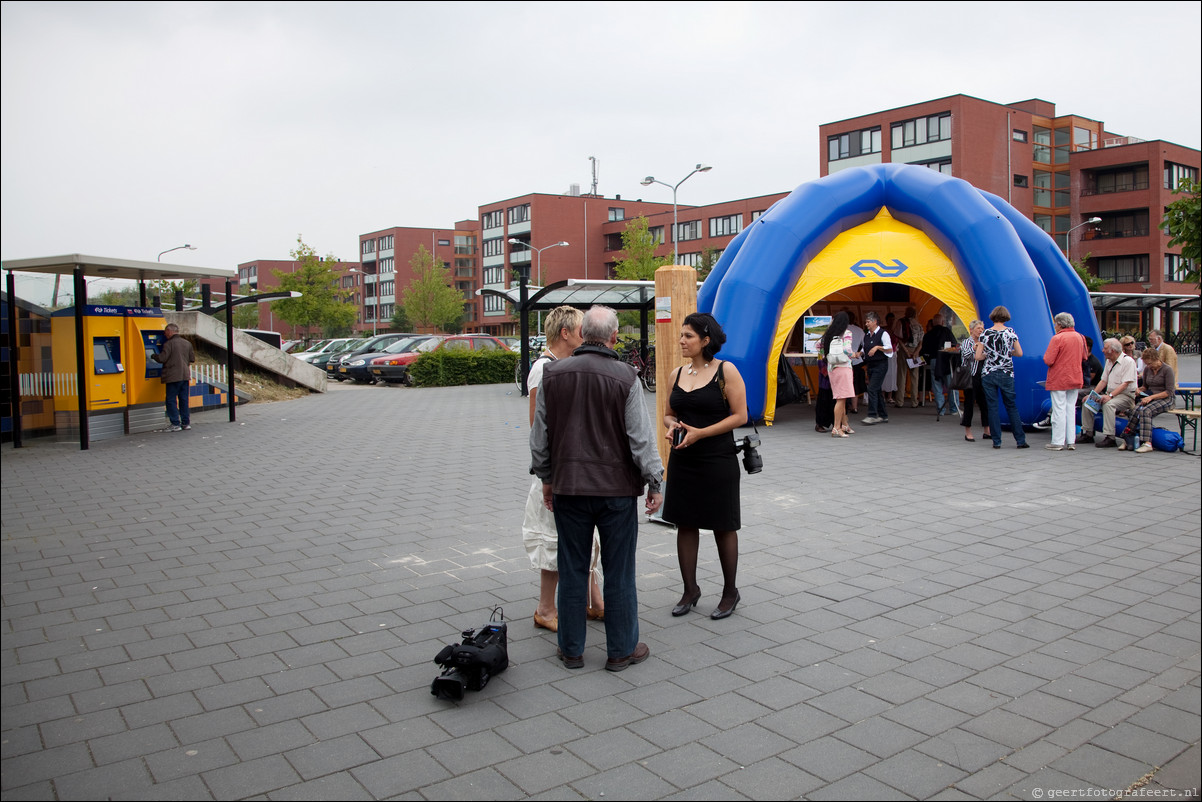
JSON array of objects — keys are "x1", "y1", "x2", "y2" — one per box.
[{"x1": 589, "y1": 156, "x2": 599, "y2": 196}]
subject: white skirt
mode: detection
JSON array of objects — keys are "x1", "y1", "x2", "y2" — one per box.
[{"x1": 521, "y1": 476, "x2": 603, "y2": 581}]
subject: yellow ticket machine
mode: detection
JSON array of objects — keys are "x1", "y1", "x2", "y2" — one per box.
[
  {"x1": 124, "y1": 307, "x2": 169, "y2": 433},
  {"x1": 51, "y1": 304, "x2": 129, "y2": 441}
]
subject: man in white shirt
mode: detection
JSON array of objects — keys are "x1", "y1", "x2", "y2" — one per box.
[
  {"x1": 1077, "y1": 337, "x2": 1138, "y2": 448},
  {"x1": 860, "y1": 311, "x2": 894, "y2": 425}
]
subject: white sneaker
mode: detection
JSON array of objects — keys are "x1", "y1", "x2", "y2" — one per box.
[
  {"x1": 1134, "y1": 443, "x2": 1153, "y2": 453},
  {"x1": 170, "y1": 425, "x2": 183, "y2": 432},
  {"x1": 182, "y1": 425, "x2": 191, "y2": 430},
  {"x1": 862, "y1": 416, "x2": 881, "y2": 425}
]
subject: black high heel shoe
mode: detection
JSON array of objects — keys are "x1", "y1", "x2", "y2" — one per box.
[
  {"x1": 710, "y1": 591, "x2": 741, "y2": 620},
  {"x1": 671, "y1": 588, "x2": 701, "y2": 617}
]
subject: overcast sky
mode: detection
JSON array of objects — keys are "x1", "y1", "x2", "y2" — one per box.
[{"x1": 3, "y1": 0, "x2": 1200, "y2": 295}]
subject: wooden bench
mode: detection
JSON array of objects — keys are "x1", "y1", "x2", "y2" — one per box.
[{"x1": 1172, "y1": 408, "x2": 1200, "y2": 454}]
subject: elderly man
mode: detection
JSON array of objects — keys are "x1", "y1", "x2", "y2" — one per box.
[
  {"x1": 151, "y1": 323, "x2": 195, "y2": 432},
  {"x1": 1145, "y1": 329, "x2": 1178, "y2": 386},
  {"x1": 1077, "y1": 337, "x2": 1137, "y2": 448},
  {"x1": 860, "y1": 311, "x2": 894, "y2": 424},
  {"x1": 531, "y1": 305, "x2": 664, "y2": 672}
]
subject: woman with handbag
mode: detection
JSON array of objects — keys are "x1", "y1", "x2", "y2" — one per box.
[
  {"x1": 663, "y1": 313, "x2": 749, "y2": 620},
  {"x1": 958, "y1": 319, "x2": 989, "y2": 442},
  {"x1": 820, "y1": 312, "x2": 856, "y2": 438}
]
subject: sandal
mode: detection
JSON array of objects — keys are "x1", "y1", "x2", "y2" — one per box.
[
  {"x1": 842, "y1": 426, "x2": 854, "y2": 435},
  {"x1": 831, "y1": 430, "x2": 848, "y2": 438}
]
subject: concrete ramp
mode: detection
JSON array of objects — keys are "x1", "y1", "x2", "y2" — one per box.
[{"x1": 166, "y1": 311, "x2": 327, "y2": 393}]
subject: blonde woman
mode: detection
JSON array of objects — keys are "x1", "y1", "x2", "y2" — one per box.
[{"x1": 523, "y1": 307, "x2": 604, "y2": 631}]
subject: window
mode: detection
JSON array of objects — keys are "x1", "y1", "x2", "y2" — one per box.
[
  {"x1": 1097, "y1": 212, "x2": 1150, "y2": 240},
  {"x1": 1165, "y1": 254, "x2": 1193, "y2": 282},
  {"x1": 709, "y1": 214, "x2": 742, "y2": 238},
  {"x1": 674, "y1": 220, "x2": 702, "y2": 242},
  {"x1": 649, "y1": 226, "x2": 664, "y2": 245},
  {"x1": 1014, "y1": 174, "x2": 1029, "y2": 188},
  {"x1": 1090, "y1": 165, "x2": 1149, "y2": 195},
  {"x1": 379, "y1": 280, "x2": 394, "y2": 297},
  {"x1": 482, "y1": 210, "x2": 503, "y2": 229},
  {"x1": 751, "y1": 210, "x2": 766, "y2": 222},
  {"x1": 1097, "y1": 256, "x2": 1149, "y2": 283},
  {"x1": 378, "y1": 235, "x2": 393, "y2": 250},
  {"x1": 1033, "y1": 126, "x2": 1052, "y2": 164},
  {"x1": 1073, "y1": 126, "x2": 1096, "y2": 152},
  {"x1": 482, "y1": 238, "x2": 505, "y2": 258},
  {"x1": 608, "y1": 207, "x2": 625, "y2": 222},
  {"x1": 1054, "y1": 127, "x2": 1071, "y2": 164},
  {"x1": 1165, "y1": 162, "x2": 1199, "y2": 190},
  {"x1": 676, "y1": 252, "x2": 703, "y2": 267},
  {"x1": 378, "y1": 257, "x2": 394, "y2": 275},
  {"x1": 507, "y1": 204, "x2": 530, "y2": 225},
  {"x1": 604, "y1": 233, "x2": 623, "y2": 251},
  {"x1": 455, "y1": 235, "x2": 475, "y2": 255},
  {"x1": 828, "y1": 127, "x2": 881, "y2": 161},
  {"x1": 437, "y1": 239, "x2": 450, "y2": 247},
  {"x1": 484, "y1": 295, "x2": 507, "y2": 313},
  {"x1": 483, "y1": 266, "x2": 505, "y2": 285},
  {"x1": 361, "y1": 239, "x2": 375, "y2": 256},
  {"x1": 1012, "y1": 129, "x2": 1028, "y2": 143},
  {"x1": 890, "y1": 113, "x2": 950, "y2": 149}
]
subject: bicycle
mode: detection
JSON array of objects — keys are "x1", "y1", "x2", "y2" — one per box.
[{"x1": 617, "y1": 340, "x2": 656, "y2": 393}]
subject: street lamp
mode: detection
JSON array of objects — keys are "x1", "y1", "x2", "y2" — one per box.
[
  {"x1": 507, "y1": 238, "x2": 568, "y2": 294},
  {"x1": 157, "y1": 244, "x2": 197, "y2": 261},
  {"x1": 507, "y1": 239, "x2": 569, "y2": 397},
  {"x1": 641, "y1": 164, "x2": 712, "y2": 263},
  {"x1": 348, "y1": 267, "x2": 379, "y2": 336},
  {"x1": 1066, "y1": 216, "x2": 1102, "y2": 260}
]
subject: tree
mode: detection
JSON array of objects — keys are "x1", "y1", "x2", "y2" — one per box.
[
  {"x1": 1070, "y1": 252, "x2": 1108, "y2": 292},
  {"x1": 389, "y1": 304, "x2": 412, "y2": 332},
  {"x1": 270, "y1": 236, "x2": 358, "y2": 339},
  {"x1": 1160, "y1": 176, "x2": 1201, "y2": 288},
  {"x1": 696, "y1": 246, "x2": 721, "y2": 281},
  {"x1": 613, "y1": 216, "x2": 671, "y2": 280},
  {"x1": 400, "y1": 245, "x2": 464, "y2": 332}
]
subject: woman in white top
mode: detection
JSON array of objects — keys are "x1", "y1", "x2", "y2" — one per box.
[{"x1": 523, "y1": 306, "x2": 604, "y2": 631}]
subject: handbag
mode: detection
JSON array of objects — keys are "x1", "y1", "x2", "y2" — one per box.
[
  {"x1": 950, "y1": 360, "x2": 974, "y2": 391},
  {"x1": 826, "y1": 338, "x2": 850, "y2": 367}
]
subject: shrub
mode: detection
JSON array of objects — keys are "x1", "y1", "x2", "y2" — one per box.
[{"x1": 409, "y1": 349, "x2": 519, "y2": 387}]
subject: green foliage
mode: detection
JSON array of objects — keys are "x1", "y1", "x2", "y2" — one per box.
[
  {"x1": 696, "y1": 246, "x2": 720, "y2": 281},
  {"x1": 408, "y1": 349, "x2": 518, "y2": 387},
  {"x1": 1160, "y1": 176, "x2": 1201, "y2": 287},
  {"x1": 400, "y1": 245, "x2": 465, "y2": 332},
  {"x1": 389, "y1": 304, "x2": 412, "y2": 332},
  {"x1": 1070, "y1": 252, "x2": 1108, "y2": 292},
  {"x1": 232, "y1": 304, "x2": 259, "y2": 329},
  {"x1": 613, "y1": 216, "x2": 671, "y2": 280},
  {"x1": 270, "y1": 236, "x2": 358, "y2": 338}
]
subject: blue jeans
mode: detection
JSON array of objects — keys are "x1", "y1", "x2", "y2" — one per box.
[
  {"x1": 553, "y1": 494, "x2": 639, "y2": 659},
  {"x1": 931, "y1": 373, "x2": 960, "y2": 414},
  {"x1": 165, "y1": 380, "x2": 190, "y2": 427},
  {"x1": 864, "y1": 360, "x2": 889, "y2": 419},
  {"x1": 981, "y1": 371, "x2": 1026, "y2": 446}
]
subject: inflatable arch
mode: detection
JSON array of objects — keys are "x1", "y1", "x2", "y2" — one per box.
[{"x1": 698, "y1": 163, "x2": 1102, "y2": 425}]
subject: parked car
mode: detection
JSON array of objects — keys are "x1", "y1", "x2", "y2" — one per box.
[
  {"x1": 334, "y1": 333, "x2": 422, "y2": 383},
  {"x1": 293, "y1": 338, "x2": 358, "y2": 365},
  {"x1": 319, "y1": 340, "x2": 369, "y2": 379},
  {"x1": 368, "y1": 334, "x2": 510, "y2": 385}
]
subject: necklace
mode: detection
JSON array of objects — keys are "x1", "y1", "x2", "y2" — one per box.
[{"x1": 687, "y1": 362, "x2": 710, "y2": 376}]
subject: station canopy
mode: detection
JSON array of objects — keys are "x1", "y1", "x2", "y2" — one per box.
[
  {"x1": 2, "y1": 253, "x2": 236, "y2": 282},
  {"x1": 1089, "y1": 291, "x2": 1200, "y2": 316},
  {"x1": 476, "y1": 278, "x2": 661, "y2": 312}
]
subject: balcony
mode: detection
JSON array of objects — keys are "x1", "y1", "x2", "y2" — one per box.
[{"x1": 508, "y1": 247, "x2": 532, "y2": 264}]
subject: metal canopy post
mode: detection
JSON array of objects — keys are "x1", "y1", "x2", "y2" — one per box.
[
  {"x1": 226, "y1": 279, "x2": 236, "y2": 422},
  {"x1": 73, "y1": 265, "x2": 88, "y2": 450},
  {"x1": 5, "y1": 270, "x2": 22, "y2": 448}
]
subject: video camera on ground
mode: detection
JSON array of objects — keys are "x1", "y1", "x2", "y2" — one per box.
[
  {"x1": 738, "y1": 432, "x2": 762, "y2": 474},
  {"x1": 431, "y1": 608, "x2": 509, "y2": 701}
]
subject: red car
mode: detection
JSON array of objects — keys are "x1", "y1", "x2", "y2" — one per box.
[{"x1": 368, "y1": 334, "x2": 510, "y2": 385}]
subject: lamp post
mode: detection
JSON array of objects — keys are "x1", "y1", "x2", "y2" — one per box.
[
  {"x1": 157, "y1": 244, "x2": 197, "y2": 262},
  {"x1": 1066, "y1": 216, "x2": 1102, "y2": 260},
  {"x1": 348, "y1": 267, "x2": 379, "y2": 336},
  {"x1": 641, "y1": 164, "x2": 712, "y2": 263},
  {"x1": 507, "y1": 238, "x2": 568, "y2": 335}
]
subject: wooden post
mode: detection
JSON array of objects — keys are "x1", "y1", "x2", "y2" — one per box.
[{"x1": 653, "y1": 264, "x2": 698, "y2": 469}]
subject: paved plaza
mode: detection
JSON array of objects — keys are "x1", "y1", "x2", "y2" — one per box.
[{"x1": 2, "y1": 360, "x2": 1199, "y2": 800}]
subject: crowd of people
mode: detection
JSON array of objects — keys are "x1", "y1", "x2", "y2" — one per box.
[{"x1": 814, "y1": 308, "x2": 1181, "y2": 454}]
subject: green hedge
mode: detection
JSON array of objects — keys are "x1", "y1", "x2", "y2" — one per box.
[{"x1": 409, "y1": 349, "x2": 519, "y2": 387}]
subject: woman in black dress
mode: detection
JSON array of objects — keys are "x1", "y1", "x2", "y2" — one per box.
[{"x1": 662, "y1": 313, "x2": 749, "y2": 619}]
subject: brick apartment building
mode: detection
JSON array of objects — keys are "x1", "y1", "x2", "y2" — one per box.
[
  {"x1": 233, "y1": 258, "x2": 362, "y2": 342},
  {"x1": 356, "y1": 226, "x2": 480, "y2": 335},
  {"x1": 819, "y1": 94, "x2": 1200, "y2": 332}
]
